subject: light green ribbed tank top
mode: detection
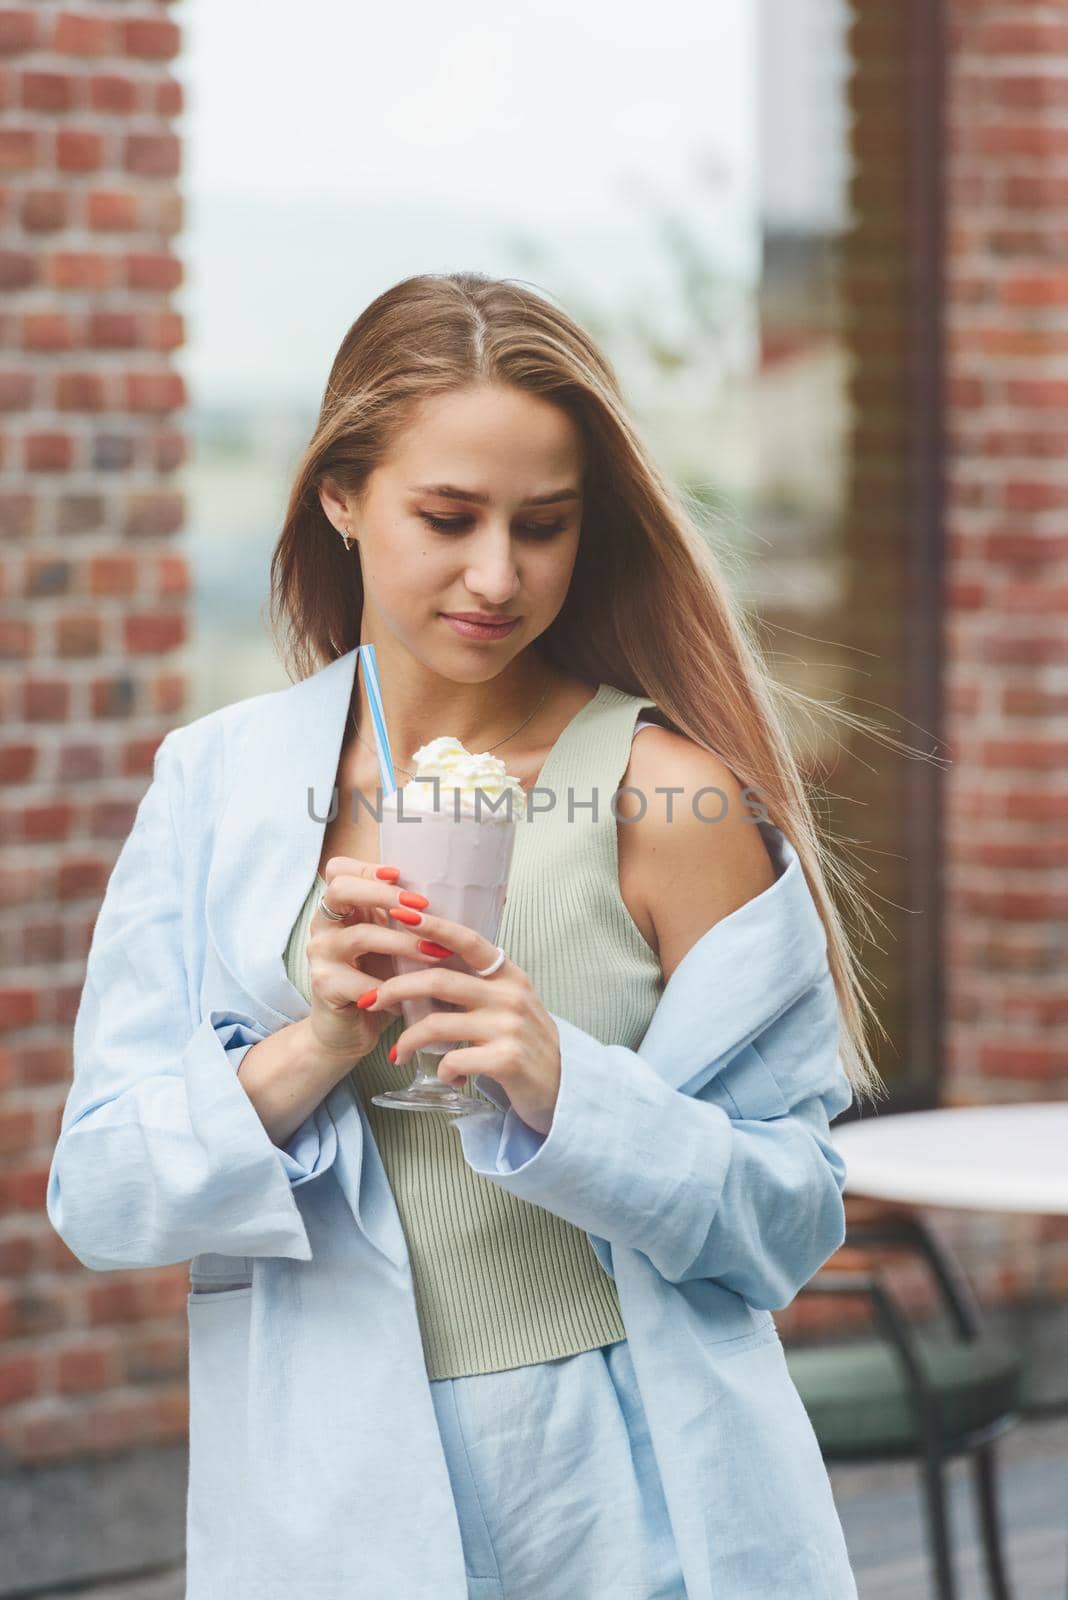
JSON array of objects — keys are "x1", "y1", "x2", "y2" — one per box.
[{"x1": 283, "y1": 683, "x2": 664, "y2": 1379}]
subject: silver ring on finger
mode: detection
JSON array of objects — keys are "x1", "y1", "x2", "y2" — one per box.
[
  {"x1": 474, "y1": 945, "x2": 506, "y2": 978},
  {"x1": 317, "y1": 892, "x2": 347, "y2": 923}
]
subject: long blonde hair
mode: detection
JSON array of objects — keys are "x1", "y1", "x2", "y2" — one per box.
[{"x1": 269, "y1": 271, "x2": 901, "y2": 1108}]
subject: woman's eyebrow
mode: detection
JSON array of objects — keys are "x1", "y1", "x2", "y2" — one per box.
[{"x1": 410, "y1": 483, "x2": 581, "y2": 506}]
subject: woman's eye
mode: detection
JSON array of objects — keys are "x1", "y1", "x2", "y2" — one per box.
[{"x1": 420, "y1": 513, "x2": 566, "y2": 540}]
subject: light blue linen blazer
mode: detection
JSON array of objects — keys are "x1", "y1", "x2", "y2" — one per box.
[{"x1": 46, "y1": 646, "x2": 859, "y2": 1600}]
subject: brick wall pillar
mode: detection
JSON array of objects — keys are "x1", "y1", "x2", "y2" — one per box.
[
  {"x1": 780, "y1": 0, "x2": 1068, "y2": 1365},
  {"x1": 945, "y1": 4, "x2": 1068, "y2": 1088},
  {"x1": 0, "y1": 5, "x2": 190, "y2": 1586},
  {"x1": 943, "y1": 0, "x2": 1068, "y2": 1296}
]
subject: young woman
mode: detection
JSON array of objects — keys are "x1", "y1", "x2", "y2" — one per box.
[{"x1": 49, "y1": 271, "x2": 886, "y2": 1599}]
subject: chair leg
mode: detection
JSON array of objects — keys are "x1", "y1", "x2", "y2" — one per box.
[
  {"x1": 972, "y1": 1439, "x2": 1014, "y2": 1600},
  {"x1": 919, "y1": 1446, "x2": 958, "y2": 1600}
]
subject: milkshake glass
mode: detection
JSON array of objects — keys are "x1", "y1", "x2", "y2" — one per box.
[{"x1": 371, "y1": 736, "x2": 523, "y2": 1114}]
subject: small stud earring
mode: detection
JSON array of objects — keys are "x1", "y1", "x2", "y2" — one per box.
[{"x1": 338, "y1": 525, "x2": 354, "y2": 552}]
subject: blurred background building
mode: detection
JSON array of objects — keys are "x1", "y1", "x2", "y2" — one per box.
[{"x1": 1, "y1": 0, "x2": 1066, "y2": 1592}]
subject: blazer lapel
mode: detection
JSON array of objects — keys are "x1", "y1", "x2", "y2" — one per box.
[
  {"x1": 202, "y1": 646, "x2": 412, "y2": 1269},
  {"x1": 206, "y1": 646, "x2": 360, "y2": 1030}
]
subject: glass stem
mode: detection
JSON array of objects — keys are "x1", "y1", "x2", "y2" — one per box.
[{"x1": 408, "y1": 1049, "x2": 455, "y2": 1094}]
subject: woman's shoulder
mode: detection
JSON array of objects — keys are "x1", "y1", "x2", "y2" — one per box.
[
  {"x1": 624, "y1": 717, "x2": 736, "y2": 789},
  {"x1": 620, "y1": 727, "x2": 778, "y2": 984}
]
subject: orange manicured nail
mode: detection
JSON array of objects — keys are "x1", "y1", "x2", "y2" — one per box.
[
  {"x1": 388, "y1": 1044, "x2": 398, "y2": 1063},
  {"x1": 356, "y1": 989, "x2": 378, "y2": 1009},
  {"x1": 419, "y1": 940, "x2": 453, "y2": 958},
  {"x1": 389, "y1": 907, "x2": 422, "y2": 926},
  {"x1": 376, "y1": 866, "x2": 400, "y2": 881},
  {"x1": 398, "y1": 891, "x2": 429, "y2": 910}
]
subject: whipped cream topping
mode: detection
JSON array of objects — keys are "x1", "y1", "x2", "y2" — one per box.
[{"x1": 390, "y1": 735, "x2": 524, "y2": 821}]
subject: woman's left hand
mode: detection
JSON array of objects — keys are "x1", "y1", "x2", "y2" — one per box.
[{"x1": 357, "y1": 904, "x2": 562, "y2": 1136}]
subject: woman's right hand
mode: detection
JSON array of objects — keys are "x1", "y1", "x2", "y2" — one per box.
[{"x1": 305, "y1": 856, "x2": 448, "y2": 1064}]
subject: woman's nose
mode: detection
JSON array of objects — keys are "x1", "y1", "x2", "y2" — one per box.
[{"x1": 464, "y1": 540, "x2": 520, "y2": 602}]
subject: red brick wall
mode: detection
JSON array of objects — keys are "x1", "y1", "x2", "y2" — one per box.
[
  {"x1": 942, "y1": 0, "x2": 1068, "y2": 1297},
  {"x1": 780, "y1": 0, "x2": 1068, "y2": 1351},
  {"x1": 0, "y1": 4, "x2": 190, "y2": 1468},
  {"x1": 945, "y1": 4, "x2": 1068, "y2": 1091}
]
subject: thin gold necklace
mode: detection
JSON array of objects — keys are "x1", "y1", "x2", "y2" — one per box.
[{"x1": 350, "y1": 669, "x2": 553, "y2": 778}]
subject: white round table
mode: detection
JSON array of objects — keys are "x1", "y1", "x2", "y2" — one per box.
[
  {"x1": 830, "y1": 1100, "x2": 1068, "y2": 1596},
  {"x1": 829, "y1": 1102, "x2": 1068, "y2": 1214}
]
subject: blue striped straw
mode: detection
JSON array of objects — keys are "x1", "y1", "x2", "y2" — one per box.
[{"x1": 357, "y1": 643, "x2": 398, "y2": 798}]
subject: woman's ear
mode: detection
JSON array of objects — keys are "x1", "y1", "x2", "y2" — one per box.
[{"x1": 318, "y1": 478, "x2": 349, "y2": 535}]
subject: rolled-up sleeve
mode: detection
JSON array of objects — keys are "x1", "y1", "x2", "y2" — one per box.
[
  {"x1": 221, "y1": 1026, "x2": 339, "y2": 1189},
  {"x1": 45, "y1": 733, "x2": 325, "y2": 1271}
]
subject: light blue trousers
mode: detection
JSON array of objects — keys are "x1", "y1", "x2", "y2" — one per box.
[{"x1": 428, "y1": 1338, "x2": 688, "y2": 1600}]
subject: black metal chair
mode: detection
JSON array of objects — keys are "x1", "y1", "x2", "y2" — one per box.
[{"x1": 783, "y1": 1212, "x2": 1025, "y2": 1600}]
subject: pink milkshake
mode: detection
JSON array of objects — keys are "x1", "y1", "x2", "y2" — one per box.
[{"x1": 372, "y1": 737, "x2": 523, "y2": 1112}]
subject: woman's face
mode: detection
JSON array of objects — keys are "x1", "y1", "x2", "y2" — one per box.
[{"x1": 320, "y1": 383, "x2": 584, "y2": 681}]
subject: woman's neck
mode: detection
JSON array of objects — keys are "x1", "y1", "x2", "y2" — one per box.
[{"x1": 351, "y1": 658, "x2": 561, "y2": 772}]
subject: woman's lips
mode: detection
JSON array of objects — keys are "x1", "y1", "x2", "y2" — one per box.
[{"x1": 440, "y1": 614, "x2": 521, "y2": 641}]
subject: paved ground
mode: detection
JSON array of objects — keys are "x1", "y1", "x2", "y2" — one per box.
[
  {"x1": 20, "y1": 1411, "x2": 1068, "y2": 1599},
  {"x1": 830, "y1": 1410, "x2": 1068, "y2": 1599}
]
